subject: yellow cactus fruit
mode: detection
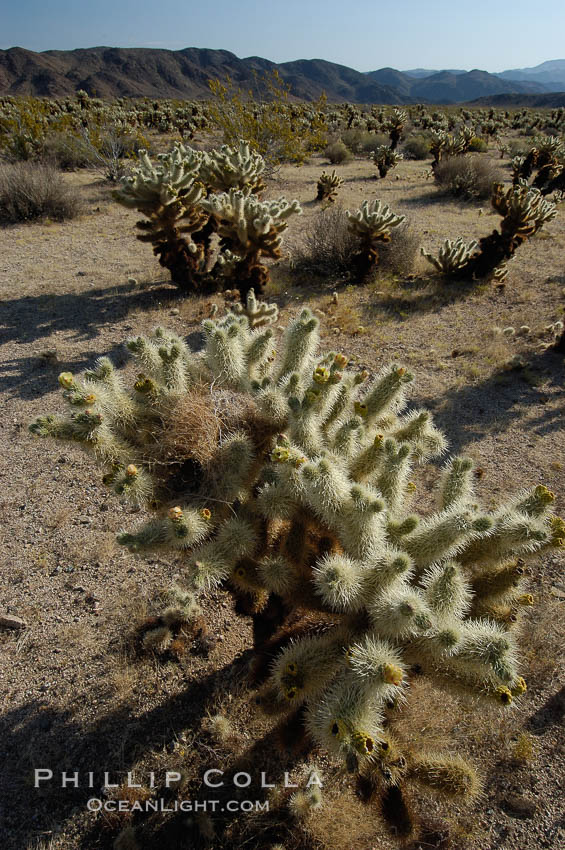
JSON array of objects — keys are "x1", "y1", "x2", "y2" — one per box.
[
  {"x1": 352, "y1": 730, "x2": 375, "y2": 755},
  {"x1": 271, "y1": 446, "x2": 290, "y2": 462},
  {"x1": 517, "y1": 593, "x2": 534, "y2": 606},
  {"x1": 496, "y1": 686, "x2": 513, "y2": 705},
  {"x1": 313, "y1": 366, "x2": 330, "y2": 384},
  {"x1": 126, "y1": 464, "x2": 139, "y2": 478},
  {"x1": 58, "y1": 372, "x2": 75, "y2": 389},
  {"x1": 511, "y1": 677, "x2": 527, "y2": 696},
  {"x1": 383, "y1": 663, "x2": 404, "y2": 686},
  {"x1": 354, "y1": 402, "x2": 368, "y2": 417}
]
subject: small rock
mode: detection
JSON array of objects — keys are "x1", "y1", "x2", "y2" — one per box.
[
  {"x1": 170, "y1": 308, "x2": 180, "y2": 316},
  {"x1": 0, "y1": 613, "x2": 26, "y2": 630},
  {"x1": 551, "y1": 586, "x2": 565, "y2": 599}
]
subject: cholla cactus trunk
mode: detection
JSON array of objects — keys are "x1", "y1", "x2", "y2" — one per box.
[
  {"x1": 29, "y1": 293, "x2": 563, "y2": 829},
  {"x1": 136, "y1": 206, "x2": 218, "y2": 294}
]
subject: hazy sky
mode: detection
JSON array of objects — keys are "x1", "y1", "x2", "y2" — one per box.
[{"x1": 2, "y1": 0, "x2": 564, "y2": 72}]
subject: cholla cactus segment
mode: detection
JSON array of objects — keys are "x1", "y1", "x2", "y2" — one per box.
[
  {"x1": 316, "y1": 169, "x2": 344, "y2": 202},
  {"x1": 421, "y1": 238, "x2": 479, "y2": 275},
  {"x1": 30, "y1": 297, "x2": 561, "y2": 824},
  {"x1": 201, "y1": 190, "x2": 301, "y2": 255},
  {"x1": 199, "y1": 139, "x2": 266, "y2": 195},
  {"x1": 230, "y1": 287, "x2": 279, "y2": 329}
]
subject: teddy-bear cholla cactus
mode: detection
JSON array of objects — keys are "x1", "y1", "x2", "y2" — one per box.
[
  {"x1": 384, "y1": 108, "x2": 407, "y2": 150},
  {"x1": 113, "y1": 140, "x2": 295, "y2": 298},
  {"x1": 512, "y1": 135, "x2": 564, "y2": 192},
  {"x1": 346, "y1": 199, "x2": 406, "y2": 278},
  {"x1": 29, "y1": 293, "x2": 563, "y2": 828},
  {"x1": 199, "y1": 190, "x2": 301, "y2": 299},
  {"x1": 421, "y1": 238, "x2": 479, "y2": 276},
  {"x1": 199, "y1": 139, "x2": 266, "y2": 195},
  {"x1": 113, "y1": 146, "x2": 213, "y2": 290},
  {"x1": 426, "y1": 183, "x2": 557, "y2": 282},
  {"x1": 316, "y1": 169, "x2": 343, "y2": 202},
  {"x1": 429, "y1": 128, "x2": 473, "y2": 167},
  {"x1": 373, "y1": 146, "x2": 403, "y2": 179}
]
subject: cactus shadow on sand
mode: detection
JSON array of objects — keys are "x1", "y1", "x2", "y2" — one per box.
[
  {"x1": 0, "y1": 650, "x2": 319, "y2": 850},
  {"x1": 419, "y1": 347, "x2": 565, "y2": 456},
  {"x1": 0, "y1": 279, "x2": 185, "y2": 399}
]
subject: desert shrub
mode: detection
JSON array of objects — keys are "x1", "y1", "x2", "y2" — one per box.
[
  {"x1": 0, "y1": 162, "x2": 81, "y2": 224},
  {"x1": 293, "y1": 203, "x2": 417, "y2": 281},
  {"x1": 402, "y1": 134, "x2": 431, "y2": 160},
  {"x1": 467, "y1": 136, "x2": 488, "y2": 153},
  {"x1": 207, "y1": 71, "x2": 327, "y2": 166},
  {"x1": 377, "y1": 221, "x2": 420, "y2": 277},
  {"x1": 508, "y1": 140, "x2": 530, "y2": 158},
  {"x1": 434, "y1": 154, "x2": 499, "y2": 201},
  {"x1": 340, "y1": 129, "x2": 389, "y2": 155},
  {"x1": 41, "y1": 132, "x2": 92, "y2": 170},
  {"x1": 292, "y1": 204, "x2": 357, "y2": 276},
  {"x1": 325, "y1": 140, "x2": 352, "y2": 164}
]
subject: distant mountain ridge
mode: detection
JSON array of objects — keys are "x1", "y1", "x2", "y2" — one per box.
[
  {"x1": 400, "y1": 59, "x2": 565, "y2": 93},
  {"x1": 0, "y1": 46, "x2": 563, "y2": 105}
]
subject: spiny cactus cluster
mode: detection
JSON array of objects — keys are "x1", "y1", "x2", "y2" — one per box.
[
  {"x1": 422, "y1": 182, "x2": 557, "y2": 282},
  {"x1": 29, "y1": 292, "x2": 564, "y2": 833},
  {"x1": 384, "y1": 108, "x2": 407, "y2": 150},
  {"x1": 113, "y1": 139, "x2": 300, "y2": 298},
  {"x1": 420, "y1": 237, "x2": 478, "y2": 275},
  {"x1": 316, "y1": 169, "x2": 343, "y2": 202},
  {"x1": 512, "y1": 135, "x2": 564, "y2": 194},
  {"x1": 345, "y1": 199, "x2": 406, "y2": 278},
  {"x1": 373, "y1": 145, "x2": 403, "y2": 179},
  {"x1": 429, "y1": 128, "x2": 474, "y2": 167}
]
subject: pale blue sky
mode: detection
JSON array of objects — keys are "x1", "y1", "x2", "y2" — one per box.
[{"x1": 2, "y1": 0, "x2": 563, "y2": 73}]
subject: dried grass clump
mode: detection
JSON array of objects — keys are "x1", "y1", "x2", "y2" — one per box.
[
  {"x1": 434, "y1": 155, "x2": 499, "y2": 201},
  {"x1": 158, "y1": 385, "x2": 277, "y2": 499},
  {"x1": 292, "y1": 205, "x2": 357, "y2": 277},
  {"x1": 160, "y1": 388, "x2": 223, "y2": 466},
  {"x1": 292, "y1": 206, "x2": 418, "y2": 281},
  {"x1": 378, "y1": 221, "x2": 421, "y2": 277},
  {"x1": 0, "y1": 162, "x2": 81, "y2": 224}
]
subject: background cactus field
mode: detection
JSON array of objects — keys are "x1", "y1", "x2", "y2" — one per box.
[{"x1": 0, "y1": 102, "x2": 564, "y2": 850}]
